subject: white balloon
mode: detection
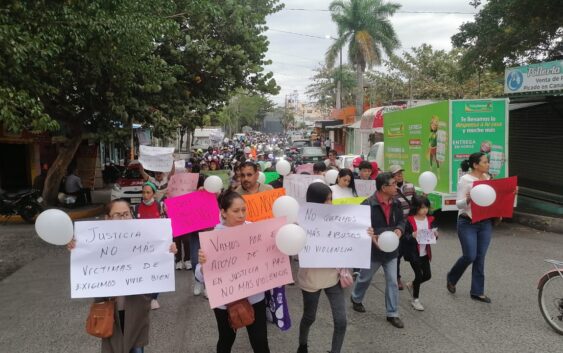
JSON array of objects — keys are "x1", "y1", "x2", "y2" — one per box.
[
  {"x1": 272, "y1": 196, "x2": 299, "y2": 224},
  {"x1": 275, "y1": 224, "x2": 307, "y2": 256},
  {"x1": 312, "y1": 178, "x2": 326, "y2": 184},
  {"x1": 377, "y1": 231, "x2": 399, "y2": 252},
  {"x1": 276, "y1": 160, "x2": 291, "y2": 176},
  {"x1": 204, "y1": 175, "x2": 223, "y2": 193},
  {"x1": 35, "y1": 209, "x2": 73, "y2": 246},
  {"x1": 418, "y1": 171, "x2": 438, "y2": 193},
  {"x1": 470, "y1": 184, "x2": 496, "y2": 207},
  {"x1": 325, "y1": 169, "x2": 339, "y2": 184},
  {"x1": 258, "y1": 171, "x2": 266, "y2": 184}
]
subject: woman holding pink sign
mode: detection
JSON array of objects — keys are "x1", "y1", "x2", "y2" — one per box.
[{"x1": 196, "y1": 191, "x2": 270, "y2": 353}]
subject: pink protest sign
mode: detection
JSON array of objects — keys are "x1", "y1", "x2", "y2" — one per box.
[
  {"x1": 199, "y1": 218, "x2": 293, "y2": 308},
  {"x1": 296, "y1": 163, "x2": 314, "y2": 174},
  {"x1": 164, "y1": 191, "x2": 220, "y2": 237},
  {"x1": 167, "y1": 173, "x2": 199, "y2": 198}
]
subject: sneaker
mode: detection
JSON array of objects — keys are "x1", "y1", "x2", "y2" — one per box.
[
  {"x1": 398, "y1": 278, "x2": 404, "y2": 291},
  {"x1": 175, "y1": 261, "x2": 184, "y2": 270},
  {"x1": 350, "y1": 296, "x2": 366, "y2": 313},
  {"x1": 386, "y1": 316, "x2": 404, "y2": 328},
  {"x1": 184, "y1": 261, "x2": 192, "y2": 270},
  {"x1": 150, "y1": 299, "x2": 160, "y2": 310},
  {"x1": 411, "y1": 299, "x2": 424, "y2": 311},
  {"x1": 406, "y1": 282, "x2": 413, "y2": 298},
  {"x1": 193, "y1": 280, "x2": 203, "y2": 296}
]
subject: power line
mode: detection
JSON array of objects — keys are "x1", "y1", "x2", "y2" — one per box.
[
  {"x1": 267, "y1": 28, "x2": 327, "y2": 39},
  {"x1": 283, "y1": 8, "x2": 476, "y2": 15}
]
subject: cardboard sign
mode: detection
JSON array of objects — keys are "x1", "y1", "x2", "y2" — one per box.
[
  {"x1": 265, "y1": 172, "x2": 280, "y2": 184},
  {"x1": 70, "y1": 219, "x2": 175, "y2": 298},
  {"x1": 202, "y1": 170, "x2": 231, "y2": 189},
  {"x1": 472, "y1": 176, "x2": 518, "y2": 223},
  {"x1": 283, "y1": 174, "x2": 325, "y2": 204},
  {"x1": 167, "y1": 173, "x2": 199, "y2": 198},
  {"x1": 417, "y1": 228, "x2": 437, "y2": 245},
  {"x1": 164, "y1": 191, "x2": 220, "y2": 236},
  {"x1": 199, "y1": 218, "x2": 293, "y2": 308},
  {"x1": 355, "y1": 179, "x2": 377, "y2": 197},
  {"x1": 174, "y1": 160, "x2": 186, "y2": 173},
  {"x1": 138, "y1": 145, "x2": 174, "y2": 172},
  {"x1": 332, "y1": 197, "x2": 367, "y2": 205},
  {"x1": 242, "y1": 188, "x2": 286, "y2": 222},
  {"x1": 296, "y1": 163, "x2": 314, "y2": 175},
  {"x1": 298, "y1": 202, "x2": 372, "y2": 269}
]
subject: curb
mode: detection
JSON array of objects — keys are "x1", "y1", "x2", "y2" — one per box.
[
  {"x1": 512, "y1": 210, "x2": 563, "y2": 234},
  {"x1": 0, "y1": 205, "x2": 105, "y2": 224}
]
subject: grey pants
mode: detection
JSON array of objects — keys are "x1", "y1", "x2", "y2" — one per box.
[{"x1": 299, "y1": 283, "x2": 347, "y2": 353}]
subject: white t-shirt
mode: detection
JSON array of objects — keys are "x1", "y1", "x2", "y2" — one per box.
[
  {"x1": 415, "y1": 218, "x2": 429, "y2": 257},
  {"x1": 456, "y1": 173, "x2": 490, "y2": 219},
  {"x1": 330, "y1": 184, "x2": 354, "y2": 200}
]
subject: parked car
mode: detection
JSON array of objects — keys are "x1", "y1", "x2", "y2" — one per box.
[
  {"x1": 110, "y1": 161, "x2": 144, "y2": 204},
  {"x1": 291, "y1": 139, "x2": 311, "y2": 148},
  {"x1": 299, "y1": 146, "x2": 326, "y2": 164},
  {"x1": 367, "y1": 142, "x2": 384, "y2": 169},
  {"x1": 338, "y1": 154, "x2": 361, "y2": 171}
]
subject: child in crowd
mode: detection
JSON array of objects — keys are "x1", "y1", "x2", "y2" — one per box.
[{"x1": 400, "y1": 195, "x2": 438, "y2": 311}]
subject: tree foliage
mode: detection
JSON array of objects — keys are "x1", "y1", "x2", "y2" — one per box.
[
  {"x1": 212, "y1": 91, "x2": 275, "y2": 136},
  {"x1": 452, "y1": 0, "x2": 563, "y2": 71},
  {"x1": 306, "y1": 64, "x2": 357, "y2": 113}
]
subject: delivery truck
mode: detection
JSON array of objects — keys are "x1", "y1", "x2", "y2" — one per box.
[{"x1": 382, "y1": 99, "x2": 509, "y2": 211}]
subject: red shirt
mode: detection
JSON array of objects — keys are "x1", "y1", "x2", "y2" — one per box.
[
  {"x1": 137, "y1": 201, "x2": 161, "y2": 219},
  {"x1": 375, "y1": 191, "x2": 392, "y2": 225}
]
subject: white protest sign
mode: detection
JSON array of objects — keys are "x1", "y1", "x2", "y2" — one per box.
[
  {"x1": 283, "y1": 174, "x2": 325, "y2": 204},
  {"x1": 355, "y1": 179, "x2": 377, "y2": 197},
  {"x1": 139, "y1": 145, "x2": 175, "y2": 172},
  {"x1": 298, "y1": 202, "x2": 372, "y2": 269},
  {"x1": 417, "y1": 228, "x2": 437, "y2": 245},
  {"x1": 174, "y1": 159, "x2": 186, "y2": 173},
  {"x1": 70, "y1": 219, "x2": 175, "y2": 298}
]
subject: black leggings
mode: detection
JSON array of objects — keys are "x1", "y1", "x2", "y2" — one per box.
[
  {"x1": 213, "y1": 299, "x2": 270, "y2": 353},
  {"x1": 409, "y1": 256, "x2": 432, "y2": 298}
]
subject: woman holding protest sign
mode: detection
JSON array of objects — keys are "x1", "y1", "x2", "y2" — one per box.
[
  {"x1": 296, "y1": 182, "x2": 349, "y2": 353},
  {"x1": 329, "y1": 168, "x2": 358, "y2": 200},
  {"x1": 196, "y1": 191, "x2": 271, "y2": 353},
  {"x1": 67, "y1": 199, "x2": 177, "y2": 353}
]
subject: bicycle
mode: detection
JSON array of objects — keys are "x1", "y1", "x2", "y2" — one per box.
[{"x1": 538, "y1": 259, "x2": 563, "y2": 335}]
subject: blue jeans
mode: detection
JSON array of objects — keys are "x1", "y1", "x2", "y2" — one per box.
[
  {"x1": 447, "y1": 217, "x2": 493, "y2": 296},
  {"x1": 188, "y1": 232, "x2": 201, "y2": 278},
  {"x1": 130, "y1": 348, "x2": 144, "y2": 353},
  {"x1": 351, "y1": 257, "x2": 399, "y2": 317}
]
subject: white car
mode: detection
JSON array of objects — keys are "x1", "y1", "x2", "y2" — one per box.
[
  {"x1": 338, "y1": 154, "x2": 361, "y2": 171},
  {"x1": 110, "y1": 161, "x2": 144, "y2": 204}
]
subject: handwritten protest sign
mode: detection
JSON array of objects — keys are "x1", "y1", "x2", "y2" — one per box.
[
  {"x1": 332, "y1": 197, "x2": 367, "y2": 205},
  {"x1": 164, "y1": 191, "x2": 220, "y2": 236},
  {"x1": 70, "y1": 219, "x2": 175, "y2": 298},
  {"x1": 298, "y1": 202, "x2": 371, "y2": 268},
  {"x1": 283, "y1": 174, "x2": 325, "y2": 204},
  {"x1": 242, "y1": 188, "x2": 286, "y2": 222},
  {"x1": 138, "y1": 145, "x2": 174, "y2": 172},
  {"x1": 202, "y1": 170, "x2": 230, "y2": 189},
  {"x1": 167, "y1": 173, "x2": 199, "y2": 198},
  {"x1": 174, "y1": 160, "x2": 186, "y2": 173},
  {"x1": 296, "y1": 163, "x2": 314, "y2": 175},
  {"x1": 417, "y1": 228, "x2": 437, "y2": 245},
  {"x1": 199, "y1": 218, "x2": 293, "y2": 308},
  {"x1": 355, "y1": 179, "x2": 377, "y2": 197},
  {"x1": 472, "y1": 176, "x2": 518, "y2": 223},
  {"x1": 265, "y1": 172, "x2": 280, "y2": 184}
]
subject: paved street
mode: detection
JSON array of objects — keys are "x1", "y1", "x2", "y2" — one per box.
[{"x1": 1, "y1": 215, "x2": 562, "y2": 353}]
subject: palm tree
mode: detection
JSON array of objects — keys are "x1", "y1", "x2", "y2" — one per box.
[{"x1": 326, "y1": 0, "x2": 401, "y2": 120}]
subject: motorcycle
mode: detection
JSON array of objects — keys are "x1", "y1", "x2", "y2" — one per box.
[
  {"x1": 538, "y1": 259, "x2": 563, "y2": 335},
  {"x1": 0, "y1": 189, "x2": 44, "y2": 224}
]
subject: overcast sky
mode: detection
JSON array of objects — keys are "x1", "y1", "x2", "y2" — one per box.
[{"x1": 264, "y1": 0, "x2": 480, "y2": 105}]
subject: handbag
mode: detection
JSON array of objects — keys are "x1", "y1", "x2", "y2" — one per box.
[
  {"x1": 265, "y1": 286, "x2": 291, "y2": 331},
  {"x1": 86, "y1": 299, "x2": 115, "y2": 338},
  {"x1": 226, "y1": 298, "x2": 255, "y2": 330},
  {"x1": 339, "y1": 269, "x2": 354, "y2": 288}
]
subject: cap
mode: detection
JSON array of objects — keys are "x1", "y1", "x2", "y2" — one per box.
[
  {"x1": 389, "y1": 165, "x2": 404, "y2": 175},
  {"x1": 352, "y1": 157, "x2": 363, "y2": 168}
]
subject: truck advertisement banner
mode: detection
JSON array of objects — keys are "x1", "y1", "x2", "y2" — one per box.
[
  {"x1": 450, "y1": 99, "x2": 508, "y2": 192},
  {"x1": 384, "y1": 101, "x2": 450, "y2": 193}
]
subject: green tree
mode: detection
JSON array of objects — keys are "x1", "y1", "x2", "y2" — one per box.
[
  {"x1": 306, "y1": 64, "x2": 357, "y2": 112},
  {"x1": 213, "y1": 92, "x2": 275, "y2": 136},
  {"x1": 452, "y1": 0, "x2": 563, "y2": 71},
  {"x1": 326, "y1": 0, "x2": 401, "y2": 120}
]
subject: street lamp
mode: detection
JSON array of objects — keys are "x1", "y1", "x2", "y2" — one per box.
[{"x1": 326, "y1": 35, "x2": 343, "y2": 110}]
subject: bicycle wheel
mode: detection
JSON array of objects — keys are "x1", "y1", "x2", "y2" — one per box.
[{"x1": 538, "y1": 272, "x2": 563, "y2": 335}]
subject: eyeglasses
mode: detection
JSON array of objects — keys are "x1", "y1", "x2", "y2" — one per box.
[{"x1": 109, "y1": 212, "x2": 132, "y2": 220}]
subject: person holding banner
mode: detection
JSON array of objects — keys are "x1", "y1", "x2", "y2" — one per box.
[
  {"x1": 139, "y1": 162, "x2": 175, "y2": 202},
  {"x1": 297, "y1": 183, "x2": 348, "y2": 353},
  {"x1": 446, "y1": 152, "x2": 493, "y2": 303},
  {"x1": 67, "y1": 199, "x2": 177, "y2": 353},
  {"x1": 330, "y1": 169, "x2": 358, "y2": 200},
  {"x1": 196, "y1": 191, "x2": 271, "y2": 353},
  {"x1": 351, "y1": 172, "x2": 406, "y2": 329},
  {"x1": 234, "y1": 161, "x2": 273, "y2": 195}
]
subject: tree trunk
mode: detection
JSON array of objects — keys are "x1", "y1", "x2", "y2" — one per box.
[
  {"x1": 42, "y1": 133, "x2": 83, "y2": 205},
  {"x1": 355, "y1": 65, "x2": 364, "y2": 122}
]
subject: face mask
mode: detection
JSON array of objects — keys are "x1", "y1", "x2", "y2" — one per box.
[{"x1": 143, "y1": 198, "x2": 155, "y2": 206}]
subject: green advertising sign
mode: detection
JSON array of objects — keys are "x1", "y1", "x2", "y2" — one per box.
[
  {"x1": 450, "y1": 99, "x2": 508, "y2": 192},
  {"x1": 384, "y1": 101, "x2": 450, "y2": 193},
  {"x1": 264, "y1": 172, "x2": 280, "y2": 184}
]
